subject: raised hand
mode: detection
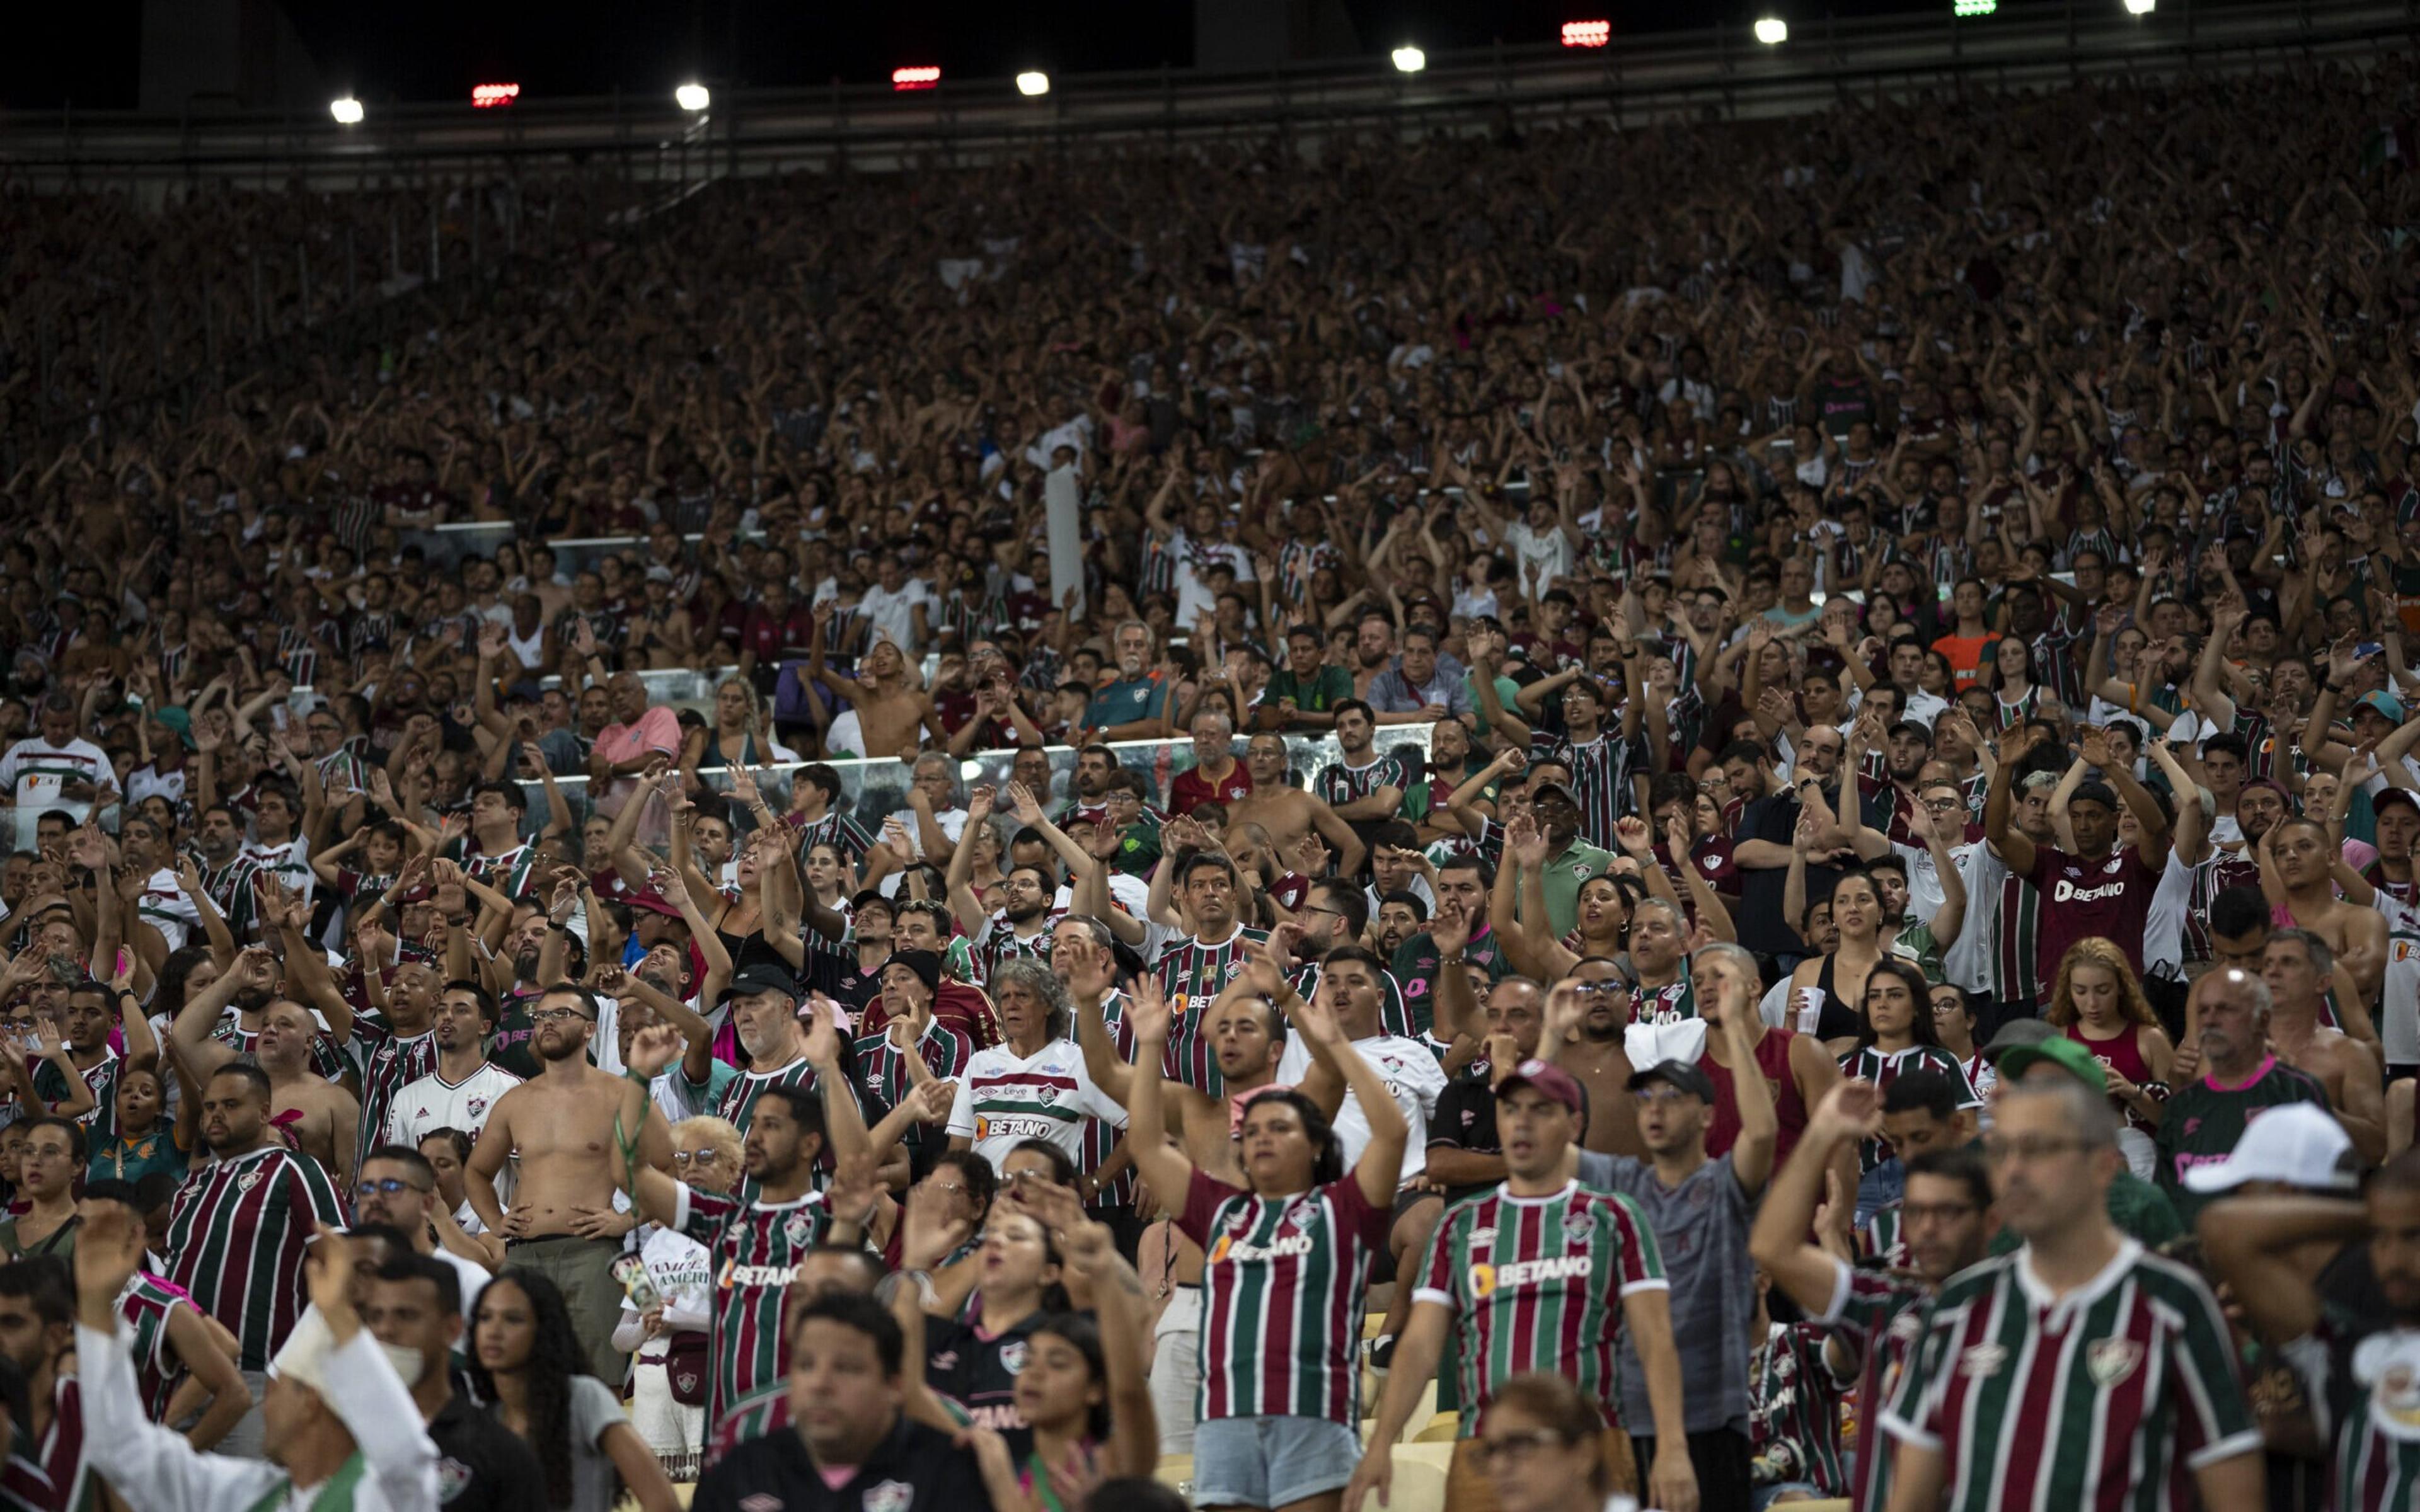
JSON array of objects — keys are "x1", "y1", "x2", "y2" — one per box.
[
  {"x1": 627, "y1": 1023, "x2": 686, "y2": 1079},
  {"x1": 1125, "y1": 973, "x2": 1172, "y2": 1046},
  {"x1": 1002, "y1": 781, "x2": 1045, "y2": 826},
  {"x1": 1810, "y1": 1078, "x2": 1885, "y2": 1143},
  {"x1": 1505, "y1": 811, "x2": 1550, "y2": 870},
  {"x1": 965, "y1": 784, "x2": 997, "y2": 824},
  {"x1": 1429, "y1": 897, "x2": 1472, "y2": 959},
  {"x1": 1613, "y1": 815, "x2": 1654, "y2": 858}
]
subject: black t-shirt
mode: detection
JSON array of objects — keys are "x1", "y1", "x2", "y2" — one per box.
[
  {"x1": 1429, "y1": 1075, "x2": 1502, "y2": 1205},
  {"x1": 926, "y1": 1310, "x2": 1047, "y2": 1431},
  {"x1": 425, "y1": 1390, "x2": 548, "y2": 1512},
  {"x1": 692, "y1": 1416, "x2": 993, "y2": 1512},
  {"x1": 1735, "y1": 791, "x2": 1848, "y2": 958}
]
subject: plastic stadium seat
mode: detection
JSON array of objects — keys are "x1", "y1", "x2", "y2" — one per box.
[
  {"x1": 1410, "y1": 1412, "x2": 1459, "y2": 1443},
  {"x1": 1155, "y1": 1453, "x2": 1193, "y2": 1498},
  {"x1": 1376, "y1": 1443, "x2": 1453, "y2": 1512}
]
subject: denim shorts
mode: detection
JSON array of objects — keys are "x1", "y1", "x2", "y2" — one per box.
[{"x1": 1191, "y1": 1414, "x2": 1363, "y2": 1508}]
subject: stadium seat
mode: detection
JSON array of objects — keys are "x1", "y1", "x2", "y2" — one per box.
[
  {"x1": 1410, "y1": 1412, "x2": 1459, "y2": 1443},
  {"x1": 1378, "y1": 1443, "x2": 1454, "y2": 1512},
  {"x1": 1155, "y1": 1453, "x2": 1194, "y2": 1498}
]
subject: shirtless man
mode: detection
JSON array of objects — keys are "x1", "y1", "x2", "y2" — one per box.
[
  {"x1": 464, "y1": 980, "x2": 671, "y2": 1384},
  {"x1": 2260, "y1": 929, "x2": 2387, "y2": 1163},
  {"x1": 807, "y1": 611, "x2": 945, "y2": 762},
  {"x1": 1219, "y1": 732, "x2": 1367, "y2": 876},
  {"x1": 1535, "y1": 957, "x2": 1647, "y2": 1159},
  {"x1": 168, "y1": 950, "x2": 361, "y2": 1184},
  {"x1": 2264, "y1": 815, "x2": 2389, "y2": 1029}
]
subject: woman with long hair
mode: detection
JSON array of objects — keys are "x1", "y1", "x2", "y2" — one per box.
[
  {"x1": 1979, "y1": 634, "x2": 2047, "y2": 731},
  {"x1": 610, "y1": 1116, "x2": 740, "y2": 1482},
  {"x1": 1838, "y1": 959, "x2": 1979, "y2": 1222},
  {"x1": 919, "y1": 1208, "x2": 1069, "y2": 1427},
  {"x1": 2045, "y1": 937, "x2": 2175, "y2": 1179},
  {"x1": 1795, "y1": 868, "x2": 1894, "y2": 1048},
  {"x1": 1928, "y1": 983, "x2": 1997, "y2": 1111},
  {"x1": 468, "y1": 1270, "x2": 679, "y2": 1512},
  {"x1": 1124, "y1": 940, "x2": 1408, "y2": 1512},
  {"x1": 1472, "y1": 1373, "x2": 1625, "y2": 1512}
]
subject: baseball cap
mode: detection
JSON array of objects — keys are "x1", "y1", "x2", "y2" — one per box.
[
  {"x1": 625, "y1": 890, "x2": 684, "y2": 919},
  {"x1": 2357, "y1": 690, "x2": 2407, "y2": 723},
  {"x1": 1980, "y1": 1017, "x2": 2056, "y2": 1063},
  {"x1": 718, "y1": 961, "x2": 799, "y2": 1005},
  {"x1": 1530, "y1": 780, "x2": 1580, "y2": 806},
  {"x1": 1496, "y1": 1058, "x2": 1585, "y2": 1115},
  {"x1": 1995, "y1": 1036, "x2": 2107, "y2": 1095},
  {"x1": 1625, "y1": 1059, "x2": 1717, "y2": 1102},
  {"x1": 2375, "y1": 788, "x2": 2420, "y2": 820},
  {"x1": 2181, "y1": 1103, "x2": 2359, "y2": 1194}
]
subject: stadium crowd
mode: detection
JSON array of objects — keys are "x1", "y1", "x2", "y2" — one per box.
[{"x1": 0, "y1": 50, "x2": 2415, "y2": 1512}]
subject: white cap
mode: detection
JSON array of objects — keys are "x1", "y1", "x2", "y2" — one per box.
[{"x1": 2181, "y1": 1103, "x2": 2358, "y2": 1194}]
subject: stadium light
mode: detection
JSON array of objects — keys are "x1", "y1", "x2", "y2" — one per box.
[
  {"x1": 1755, "y1": 17, "x2": 1789, "y2": 44},
  {"x1": 470, "y1": 82, "x2": 521, "y2": 108},
  {"x1": 329, "y1": 97, "x2": 364, "y2": 125},
  {"x1": 1016, "y1": 71, "x2": 1051, "y2": 96},
  {"x1": 1561, "y1": 20, "x2": 1610, "y2": 48},
  {"x1": 675, "y1": 82, "x2": 710, "y2": 112},
  {"x1": 892, "y1": 66, "x2": 942, "y2": 91},
  {"x1": 2123, "y1": 0, "x2": 2155, "y2": 12},
  {"x1": 1392, "y1": 45, "x2": 1426, "y2": 73},
  {"x1": 1953, "y1": 0, "x2": 1997, "y2": 14}
]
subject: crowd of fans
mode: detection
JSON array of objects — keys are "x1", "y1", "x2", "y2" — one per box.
[{"x1": 0, "y1": 49, "x2": 2415, "y2": 1512}]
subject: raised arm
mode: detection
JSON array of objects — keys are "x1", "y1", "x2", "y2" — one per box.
[{"x1": 1117, "y1": 975, "x2": 1198, "y2": 1201}]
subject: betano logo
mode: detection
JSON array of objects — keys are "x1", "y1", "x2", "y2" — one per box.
[
  {"x1": 1468, "y1": 1254, "x2": 1592, "y2": 1297},
  {"x1": 1209, "y1": 1232, "x2": 1315, "y2": 1264}
]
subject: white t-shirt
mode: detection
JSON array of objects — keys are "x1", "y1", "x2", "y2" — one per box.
[
  {"x1": 243, "y1": 836, "x2": 314, "y2": 905},
  {"x1": 1275, "y1": 1033, "x2": 1447, "y2": 1183},
  {"x1": 386, "y1": 1062, "x2": 526, "y2": 1147},
  {"x1": 1164, "y1": 528, "x2": 1257, "y2": 626},
  {"x1": 947, "y1": 1037, "x2": 1126, "y2": 1176},
  {"x1": 858, "y1": 580, "x2": 934, "y2": 652}
]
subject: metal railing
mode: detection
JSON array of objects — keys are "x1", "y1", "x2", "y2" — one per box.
[{"x1": 1, "y1": 1, "x2": 2407, "y2": 191}]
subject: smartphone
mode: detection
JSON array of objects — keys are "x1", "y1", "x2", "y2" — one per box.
[{"x1": 112, "y1": 948, "x2": 130, "y2": 983}]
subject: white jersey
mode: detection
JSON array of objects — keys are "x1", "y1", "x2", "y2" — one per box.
[
  {"x1": 2372, "y1": 894, "x2": 2420, "y2": 1067},
  {"x1": 1275, "y1": 1033, "x2": 1448, "y2": 1183},
  {"x1": 385, "y1": 1062, "x2": 525, "y2": 1148},
  {"x1": 947, "y1": 1037, "x2": 1126, "y2": 1176},
  {"x1": 2144, "y1": 849, "x2": 2194, "y2": 982},
  {"x1": 243, "y1": 835, "x2": 314, "y2": 905},
  {"x1": 135, "y1": 868, "x2": 198, "y2": 953},
  {"x1": 1939, "y1": 842, "x2": 2012, "y2": 995}
]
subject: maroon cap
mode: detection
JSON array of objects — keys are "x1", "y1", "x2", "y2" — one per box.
[
  {"x1": 1495, "y1": 1058, "x2": 1584, "y2": 1115},
  {"x1": 625, "y1": 890, "x2": 683, "y2": 919}
]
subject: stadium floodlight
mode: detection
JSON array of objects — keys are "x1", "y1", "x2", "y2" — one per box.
[
  {"x1": 1953, "y1": 0, "x2": 1997, "y2": 14},
  {"x1": 675, "y1": 82, "x2": 710, "y2": 112},
  {"x1": 892, "y1": 66, "x2": 942, "y2": 90},
  {"x1": 330, "y1": 97, "x2": 364, "y2": 125},
  {"x1": 2124, "y1": 0, "x2": 2155, "y2": 13},
  {"x1": 1392, "y1": 45, "x2": 1426, "y2": 73},
  {"x1": 1754, "y1": 17, "x2": 1789, "y2": 43},
  {"x1": 1561, "y1": 20, "x2": 1610, "y2": 48},
  {"x1": 1016, "y1": 71, "x2": 1051, "y2": 96}
]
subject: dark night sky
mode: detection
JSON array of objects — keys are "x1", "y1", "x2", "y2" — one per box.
[{"x1": 8, "y1": 0, "x2": 1939, "y2": 112}]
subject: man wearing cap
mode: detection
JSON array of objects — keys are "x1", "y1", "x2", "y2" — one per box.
[
  {"x1": 1569, "y1": 944, "x2": 1776, "y2": 1512},
  {"x1": 2260, "y1": 929, "x2": 2387, "y2": 1163},
  {"x1": 2198, "y1": 1145, "x2": 2420, "y2": 1512},
  {"x1": 2157, "y1": 967, "x2": 2334, "y2": 1227},
  {"x1": 1351, "y1": 1053, "x2": 1697, "y2": 1512},
  {"x1": 466, "y1": 982, "x2": 675, "y2": 1383},
  {"x1": 76, "y1": 1211, "x2": 441, "y2": 1511},
  {"x1": 1521, "y1": 779, "x2": 1616, "y2": 942},
  {"x1": 1985, "y1": 1035, "x2": 2185, "y2": 1254}
]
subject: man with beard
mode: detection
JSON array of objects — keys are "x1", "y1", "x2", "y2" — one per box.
[
  {"x1": 1085, "y1": 621, "x2": 1175, "y2": 742},
  {"x1": 1051, "y1": 743, "x2": 1120, "y2": 830},
  {"x1": 2201, "y1": 1148, "x2": 2420, "y2": 1512},
  {"x1": 1533, "y1": 956, "x2": 1651, "y2": 1159},
  {"x1": 386, "y1": 981, "x2": 522, "y2": 1150},
  {"x1": 0, "y1": 1258, "x2": 83, "y2": 1506},
  {"x1": 1314, "y1": 700, "x2": 1409, "y2": 842},
  {"x1": 186, "y1": 800, "x2": 261, "y2": 940},
  {"x1": 2159, "y1": 966, "x2": 2334, "y2": 1227},
  {"x1": 1222, "y1": 731, "x2": 1365, "y2": 876},
  {"x1": 1751, "y1": 1080, "x2": 1998, "y2": 1512},
  {"x1": 169, "y1": 949, "x2": 362, "y2": 1185},
  {"x1": 1530, "y1": 675, "x2": 1638, "y2": 851},
  {"x1": 1148, "y1": 852, "x2": 1272, "y2": 1094},
  {"x1": 667, "y1": 962, "x2": 861, "y2": 1142},
  {"x1": 945, "y1": 787, "x2": 1059, "y2": 983},
  {"x1": 464, "y1": 981, "x2": 676, "y2": 1383},
  {"x1": 163, "y1": 1063, "x2": 348, "y2": 1455},
  {"x1": 1373, "y1": 892, "x2": 1427, "y2": 961},
  {"x1": 349, "y1": 1145, "x2": 492, "y2": 1318}
]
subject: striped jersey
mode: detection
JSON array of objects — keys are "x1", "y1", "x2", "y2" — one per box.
[
  {"x1": 1175, "y1": 1167, "x2": 1388, "y2": 1424},
  {"x1": 1534, "y1": 730, "x2": 1640, "y2": 848},
  {"x1": 1811, "y1": 1256, "x2": 1931, "y2": 1511},
  {"x1": 163, "y1": 1145, "x2": 347, "y2": 1369},
  {"x1": 1751, "y1": 1320, "x2": 1850, "y2": 1498},
  {"x1": 713, "y1": 1056, "x2": 822, "y2": 1136},
  {"x1": 1836, "y1": 1045, "x2": 1979, "y2": 1172},
  {"x1": 38, "y1": 1377, "x2": 86, "y2": 1512},
  {"x1": 969, "y1": 909, "x2": 1059, "y2": 986},
  {"x1": 32, "y1": 1050, "x2": 118, "y2": 1144},
  {"x1": 1313, "y1": 752, "x2": 1407, "y2": 811},
  {"x1": 677, "y1": 1184, "x2": 830, "y2": 1428},
  {"x1": 1415, "y1": 1179, "x2": 1668, "y2": 1436},
  {"x1": 346, "y1": 1012, "x2": 439, "y2": 1164},
  {"x1": 790, "y1": 808, "x2": 877, "y2": 866},
  {"x1": 2283, "y1": 1315, "x2": 2420, "y2": 1512},
  {"x1": 462, "y1": 840, "x2": 539, "y2": 902},
  {"x1": 1880, "y1": 1240, "x2": 2262, "y2": 1512},
  {"x1": 1073, "y1": 992, "x2": 1137, "y2": 1208},
  {"x1": 2181, "y1": 850, "x2": 2262, "y2": 966},
  {"x1": 852, "y1": 1019, "x2": 975, "y2": 1160},
  {"x1": 190, "y1": 854, "x2": 260, "y2": 937},
  {"x1": 945, "y1": 1038, "x2": 1125, "y2": 1175},
  {"x1": 1151, "y1": 925, "x2": 1269, "y2": 1096},
  {"x1": 0, "y1": 737, "x2": 108, "y2": 792},
  {"x1": 117, "y1": 1272, "x2": 195, "y2": 1422}
]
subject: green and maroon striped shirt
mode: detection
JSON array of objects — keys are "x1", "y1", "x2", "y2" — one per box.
[
  {"x1": 677, "y1": 1184, "x2": 830, "y2": 1430},
  {"x1": 163, "y1": 1146, "x2": 347, "y2": 1370}
]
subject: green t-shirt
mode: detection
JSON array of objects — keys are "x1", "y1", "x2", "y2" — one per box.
[
  {"x1": 1467, "y1": 672, "x2": 1524, "y2": 744},
  {"x1": 1528, "y1": 840, "x2": 1616, "y2": 940},
  {"x1": 1264, "y1": 663, "x2": 1355, "y2": 718},
  {"x1": 1990, "y1": 1168, "x2": 2182, "y2": 1254}
]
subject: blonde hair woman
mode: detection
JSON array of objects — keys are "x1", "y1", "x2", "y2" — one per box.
[
  {"x1": 2046, "y1": 937, "x2": 2175, "y2": 1179},
  {"x1": 610, "y1": 1115, "x2": 742, "y2": 1480}
]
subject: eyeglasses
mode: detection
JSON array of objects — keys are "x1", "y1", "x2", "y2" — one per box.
[
  {"x1": 1473, "y1": 1431, "x2": 1572, "y2": 1466},
  {"x1": 528, "y1": 1008, "x2": 592, "y2": 1024},
  {"x1": 354, "y1": 1177, "x2": 429, "y2": 1197},
  {"x1": 1979, "y1": 1135, "x2": 2098, "y2": 1164},
  {"x1": 671, "y1": 1150, "x2": 723, "y2": 1166}
]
